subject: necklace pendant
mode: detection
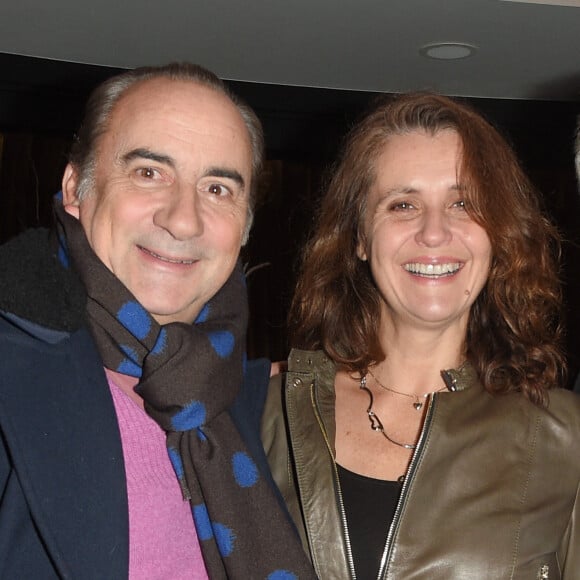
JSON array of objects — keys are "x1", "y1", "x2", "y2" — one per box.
[{"x1": 413, "y1": 401, "x2": 423, "y2": 411}]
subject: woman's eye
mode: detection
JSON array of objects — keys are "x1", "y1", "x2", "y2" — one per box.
[
  {"x1": 453, "y1": 200, "x2": 466, "y2": 210},
  {"x1": 390, "y1": 201, "x2": 414, "y2": 211}
]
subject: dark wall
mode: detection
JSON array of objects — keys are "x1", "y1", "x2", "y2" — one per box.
[{"x1": 1, "y1": 54, "x2": 579, "y2": 384}]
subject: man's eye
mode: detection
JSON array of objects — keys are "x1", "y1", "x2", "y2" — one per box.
[
  {"x1": 208, "y1": 183, "x2": 231, "y2": 196},
  {"x1": 136, "y1": 167, "x2": 160, "y2": 179}
]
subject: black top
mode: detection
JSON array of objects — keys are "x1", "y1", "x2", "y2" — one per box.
[{"x1": 337, "y1": 464, "x2": 401, "y2": 580}]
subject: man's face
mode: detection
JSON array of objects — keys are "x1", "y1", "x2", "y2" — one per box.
[{"x1": 62, "y1": 78, "x2": 253, "y2": 325}]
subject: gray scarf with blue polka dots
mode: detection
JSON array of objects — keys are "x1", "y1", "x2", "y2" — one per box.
[{"x1": 55, "y1": 203, "x2": 315, "y2": 580}]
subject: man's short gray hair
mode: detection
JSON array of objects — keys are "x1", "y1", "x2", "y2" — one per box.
[{"x1": 69, "y1": 62, "x2": 264, "y2": 237}]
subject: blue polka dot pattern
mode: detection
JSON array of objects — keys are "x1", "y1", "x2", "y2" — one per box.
[
  {"x1": 171, "y1": 400, "x2": 206, "y2": 430},
  {"x1": 267, "y1": 572, "x2": 298, "y2": 580},
  {"x1": 208, "y1": 330, "x2": 235, "y2": 358},
  {"x1": 119, "y1": 344, "x2": 138, "y2": 360},
  {"x1": 195, "y1": 303, "x2": 210, "y2": 324},
  {"x1": 151, "y1": 328, "x2": 167, "y2": 356},
  {"x1": 232, "y1": 452, "x2": 259, "y2": 488},
  {"x1": 193, "y1": 504, "x2": 213, "y2": 541},
  {"x1": 213, "y1": 522, "x2": 236, "y2": 557},
  {"x1": 168, "y1": 447, "x2": 184, "y2": 479},
  {"x1": 192, "y1": 507, "x2": 236, "y2": 557},
  {"x1": 117, "y1": 345, "x2": 142, "y2": 377},
  {"x1": 117, "y1": 301, "x2": 151, "y2": 339}
]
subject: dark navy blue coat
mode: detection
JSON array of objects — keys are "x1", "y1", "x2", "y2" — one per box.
[{"x1": 0, "y1": 310, "x2": 272, "y2": 579}]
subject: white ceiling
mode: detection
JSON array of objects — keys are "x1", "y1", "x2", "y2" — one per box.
[{"x1": 0, "y1": 0, "x2": 579, "y2": 101}]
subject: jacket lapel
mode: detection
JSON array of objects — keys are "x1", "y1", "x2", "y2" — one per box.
[{"x1": 0, "y1": 319, "x2": 129, "y2": 578}]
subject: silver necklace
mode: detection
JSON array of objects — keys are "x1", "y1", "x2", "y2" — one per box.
[
  {"x1": 367, "y1": 368, "x2": 446, "y2": 411},
  {"x1": 360, "y1": 375, "x2": 416, "y2": 450}
]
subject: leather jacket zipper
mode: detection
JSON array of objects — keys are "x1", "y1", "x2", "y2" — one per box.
[
  {"x1": 332, "y1": 454, "x2": 358, "y2": 580},
  {"x1": 310, "y1": 382, "x2": 358, "y2": 580},
  {"x1": 375, "y1": 394, "x2": 437, "y2": 580}
]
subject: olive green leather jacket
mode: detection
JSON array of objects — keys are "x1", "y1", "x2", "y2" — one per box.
[{"x1": 261, "y1": 349, "x2": 580, "y2": 579}]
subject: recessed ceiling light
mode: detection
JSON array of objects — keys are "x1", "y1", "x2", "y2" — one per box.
[{"x1": 419, "y1": 42, "x2": 478, "y2": 60}]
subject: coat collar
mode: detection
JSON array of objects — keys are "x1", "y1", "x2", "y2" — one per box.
[{"x1": 0, "y1": 228, "x2": 86, "y2": 331}]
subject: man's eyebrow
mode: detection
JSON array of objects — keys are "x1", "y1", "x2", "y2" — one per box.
[
  {"x1": 203, "y1": 167, "x2": 245, "y2": 189},
  {"x1": 121, "y1": 148, "x2": 175, "y2": 167},
  {"x1": 120, "y1": 153, "x2": 245, "y2": 188}
]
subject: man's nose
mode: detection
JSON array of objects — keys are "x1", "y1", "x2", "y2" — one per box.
[{"x1": 153, "y1": 187, "x2": 203, "y2": 240}]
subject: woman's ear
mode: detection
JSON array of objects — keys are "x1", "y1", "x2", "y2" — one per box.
[
  {"x1": 61, "y1": 163, "x2": 81, "y2": 219},
  {"x1": 356, "y1": 234, "x2": 368, "y2": 261}
]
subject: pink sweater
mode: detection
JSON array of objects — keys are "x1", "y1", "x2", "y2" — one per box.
[{"x1": 106, "y1": 369, "x2": 209, "y2": 579}]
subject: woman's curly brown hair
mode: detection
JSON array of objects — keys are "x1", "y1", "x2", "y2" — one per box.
[{"x1": 289, "y1": 93, "x2": 565, "y2": 405}]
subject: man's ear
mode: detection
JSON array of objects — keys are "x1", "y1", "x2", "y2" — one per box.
[{"x1": 61, "y1": 163, "x2": 81, "y2": 219}]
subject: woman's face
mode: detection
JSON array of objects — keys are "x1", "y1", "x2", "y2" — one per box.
[{"x1": 357, "y1": 129, "x2": 492, "y2": 333}]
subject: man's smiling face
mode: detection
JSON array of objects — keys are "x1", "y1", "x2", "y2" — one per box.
[{"x1": 62, "y1": 77, "x2": 253, "y2": 325}]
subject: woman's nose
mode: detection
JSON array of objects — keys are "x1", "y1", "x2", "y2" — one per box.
[{"x1": 414, "y1": 209, "x2": 452, "y2": 247}]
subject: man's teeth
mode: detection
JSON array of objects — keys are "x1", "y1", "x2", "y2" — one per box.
[
  {"x1": 404, "y1": 262, "x2": 461, "y2": 276},
  {"x1": 148, "y1": 250, "x2": 195, "y2": 265}
]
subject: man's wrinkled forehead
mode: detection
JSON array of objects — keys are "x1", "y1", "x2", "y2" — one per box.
[
  {"x1": 95, "y1": 78, "x2": 253, "y2": 178},
  {"x1": 100, "y1": 77, "x2": 243, "y2": 143}
]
